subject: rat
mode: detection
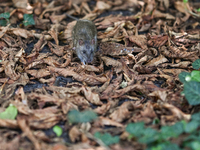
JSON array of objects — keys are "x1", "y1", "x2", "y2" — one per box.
[{"x1": 72, "y1": 19, "x2": 97, "y2": 64}]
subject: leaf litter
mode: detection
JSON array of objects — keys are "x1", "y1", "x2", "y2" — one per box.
[{"x1": 0, "y1": 0, "x2": 200, "y2": 150}]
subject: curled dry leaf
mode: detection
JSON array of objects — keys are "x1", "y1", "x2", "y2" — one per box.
[
  {"x1": 159, "y1": 61, "x2": 191, "y2": 69},
  {"x1": 26, "y1": 69, "x2": 51, "y2": 78},
  {"x1": 128, "y1": 35, "x2": 148, "y2": 50},
  {"x1": 48, "y1": 42, "x2": 64, "y2": 56},
  {"x1": 153, "y1": 10, "x2": 175, "y2": 20},
  {"x1": 2, "y1": 34, "x2": 18, "y2": 47},
  {"x1": 145, "y1": 54, "x2": 168, "y2": 66},
  {"x1": 28, "y1": 93, "x2": 65, "y2": 108},
  {"x1": 25, "y1": 57, "x2": 61, "y2": 70},
  {"x1": 97, "y1": 116, "x2": 123, "y2": 127},
  {"x1": 101, "y1": 56, "x2": 122, "y2": 73},
  {"x1": 94, "y1": 102, "x2": 112, "y2": 115},
  {"x1": 48, "y1": 66, "x2": 107, "y2": 85},
  {"x1": 160, "y1": 46, "x2": 198, "y2": 61},
  {"x1": 69, "y1": 126, "x2": 81, "y2": 142},
  {"x1": 162, "y1": 103, "x2": 191, "y2": 121},
  {"x1": 10, "y1": 28, "x2": 34, "y2": 38},
  {"x1": 0, "y1": 119, "x2": 18, "y2": 128},
  {"x1": 3, "y1": 60, "x2": 20, "y2": 80},
  {"x1": 161, "y1": 68, "x2": 186, "y2": 76},
  {"x1": 109, "y1": 101, "x2": 134, "y2": 122},
  {"x1": 140, "y1": 101, "x2": 157, "y2": 118},
  {"x1": 98, "y1": 42, "x2": 137, "y2": 56},
  {"x1": 81, "y1": 86, "x2": 102, "y2": 105},
  {"x1": 17, "y1": 115, "x2": 41, "y2": 150},
  {"x1": 147, "y1": 34, "x2": 168, "y2": 47},
  {"x1": 0, "y1": 24, "x2": 10, "y2": 38},
  {"x1": 95, "y1": 1, "x2": 112, "y2": 11}
]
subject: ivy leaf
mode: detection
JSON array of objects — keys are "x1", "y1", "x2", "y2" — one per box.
[
  {"x1": 191, "y1": 70, "x2": 200, "y2": 82},
  {"x1": 0, "y1": 20, "x2": 8, "y2": 26},
  {"x1": 0, "y1": 12, "x2": 10, "y2": 19},
  {"x1": 94, "y1": 132, "x2": 119, "y2": 146},
  {"x1": 53, "y1": 125, "x2": 63, "y2": 137},
  {"x1": 150, "y1": 143, "x2": 181, "y2": 150},
  {"x1": 161, "y1": 121, "x2": 184, "y2": 139},
  {"x1": 179, "y1": 71, "x2": 190, "y2": 83},
  {"x1": 184, "y1": 81, "x2": 200, "y2": 105},
  {"x1": 138, "y1": 128, "x2": 159, "y2": 144},
  {"x1": 67, "y1": 109, "x2": 97, "y2": 123},
  {"x1": 126, "y1": 122, "x2": 145, "y2": 137},
  {"x1": 184, "y1": 120, "x2": 199, "y2": 133},
  {"x1": 0, "y1": 104, "x2": 18, "y2": 120},
  {"x1": 191, "y1": 112, "x2": 200, "y2": 122},
  {"x1": 192, "y1": 59, "x2": 200, "y2": 70},
  {"x1": 23, "y1": 14, "x2": 35, "y2": 26}
]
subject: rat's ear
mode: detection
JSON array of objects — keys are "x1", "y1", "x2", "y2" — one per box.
[
  {"x1": 91, "y1": 39, "x2": 95, "y2": 44},
  {"x1": 79, "y1": 39, "x2": 84, "y2": 45}
]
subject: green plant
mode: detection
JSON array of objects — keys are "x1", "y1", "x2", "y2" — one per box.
[
  {"x1": 0, "y1": 104, "x2": 18, "y2": 120},
  {"x1": 0, "y1": 12, "x2": 10, "y2": 26},
  {"x1": 67, "y1": 109, "x2": 97, "y2": 123},
  {"x1": 183, "y1": 0, "x2": 188, "y2": 3},
  {"x1": 94, "y1": 132, "x2": 119, "y2": 146},
  {"x1": 179, "y1": 59, "x2": 200, "y2": 105},
  {"x1": 23, "y1": 14, "x2": 35, "y2": 26},
  {"x1": 53, "y1": 125, "x2": 63, "y2": 137},
  {"x1": 125, "y1": 112, "x2": 200, "y2": 150}
]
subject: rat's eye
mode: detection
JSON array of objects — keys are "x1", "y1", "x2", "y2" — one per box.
[
  {"x1": 91, "y1": 39, "x2": 95, "y2": 44},
  {"x1": 82, "y1": 50, "x2": 86, "y2": 54},
  {"x1": 79, "y1": 39, "x2": 84, "y2": 45}
]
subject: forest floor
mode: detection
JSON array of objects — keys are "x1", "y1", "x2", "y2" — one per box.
[{"x1": 0, "y1": 0, "x2": 200, "y2": 150}]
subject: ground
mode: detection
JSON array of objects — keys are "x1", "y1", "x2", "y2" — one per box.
[{"x1": 0, "y1": 0, "x2": 200, "y2": 150}]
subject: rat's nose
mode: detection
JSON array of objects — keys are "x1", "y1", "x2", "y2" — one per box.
[{"x1": 87, "y1": 58, "x2": 91, "y2": 63}]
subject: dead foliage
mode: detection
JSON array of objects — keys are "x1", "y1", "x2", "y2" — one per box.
[{"x1": 0, "y1": 0, "x2": 200, "y2": 149}]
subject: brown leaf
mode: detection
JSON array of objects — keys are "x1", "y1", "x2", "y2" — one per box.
[
  {"x1": 26, "y1": 69, "x2": 51, "y2": 78},
  {"x1": 69, "y1": 126, "x2": 81, "y2": 142},
  {"x1": 97, "y1": 117, "x2": 124, "y2": 127},
  {"x1": 48, "y1": 66, "x2": 107, "y2": 85},
  {"x1": 128, "y1": 35, "x2": 148, "y2": 50},
  {"x1": 140, "y1": 101, "x2": 157, "y2": 118},
  {"x1": 48, "y1": 42, "x2": 64, "y2": 56},
  {"x1": 109, "y1": 101, "x2": 134, "y2": 122},
  {"x1": 82, "y1": 86, "x2": 102, "y2": 105}
]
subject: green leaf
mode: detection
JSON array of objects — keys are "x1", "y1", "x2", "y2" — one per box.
[
  {"x1": 0, "y1": 12, "x2": 10, "y2": 19},
  {"x1": 179, "y1": 71, "x2": 190, "y2": 83},
  {"x1": 53, "y1": 125, "x2": 63, "y2": 137},
  {"x1": 184, "y1": 120, "x2": 199, "y2": 133},
  {"x1": 191, "y1": 112, "x2": 200, "y2": 121},
  {"x1": 126, "y1": 122, "x2": 145, "y2": 137},
  {"x1": 150, "y1": 143, "x2": 181, "y2": 150},
  {"x1": 23, "y1": 14, "x2": 35, "y2": 26},
  {"x1": 0, "y1": 19, "x2": 8, "y2": 26},
  {"x1": 0, "y1": 104, "x2": 18, "y2": 120},
  {"x1": 196, "y1": 8, "x2": 200, "y2": 12},
  {"x1": 94, "y1": 132, "x2": 119, "y2": 146},
  {"x1": 138, "y1": 128, "x2": 159, "y2": 144},
  {"x1": 183, "y1": 81, "x2": 200, "y2": 105},
  {"x1": 185, "y1": 141, "x2": 200, "y2": 150},
  {"x1": 191, "y1": 70, "x2": 200, "y2": 82},
  {"x1": 192, "y1": 59, "x2": 200, "y2": 70},
  {"x1": 152, "y1": 118, "x2": 160, "y2": 125},
  {"x1": 67, "y1": 109, "x2": 97, "y2": 123},
  {"x1": 161, "y1": 121, "x2": 184, "y2": 139},
  {"x1": 183, "y1": 0, "x2": 188, "y2": 3}
]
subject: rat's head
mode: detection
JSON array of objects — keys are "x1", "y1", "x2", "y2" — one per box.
[{"x1": 76, "y1": 38, "x2": 96, "y2": 64}]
